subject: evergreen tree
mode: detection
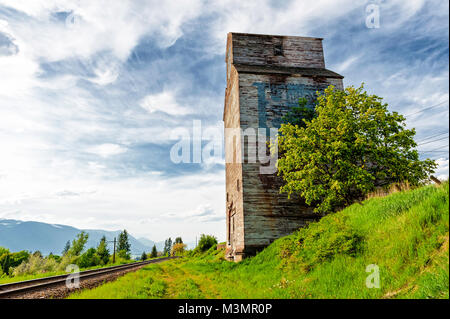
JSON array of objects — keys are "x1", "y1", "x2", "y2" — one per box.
[
  {"x1": 62, "y1": 240, "x2": 70, "y2": 256},
  {"x1": 140, "y1": 252, "x2": 147, "y2": 261},
  {"x1": 175, "y1": 237, "x2": 183, "y2": 244},
  {"x1": 163, "y1": 238, "x2": 172, "y2": 256},
  {"x1": 96, "y1": 236, "x2": 110, "y2": 265},
  {"x1": 150, "y1": 245, "x2": 157, "y2": 258},
  {"x1": 117, "y1": 230, "x2": 131, "y2": 259}
]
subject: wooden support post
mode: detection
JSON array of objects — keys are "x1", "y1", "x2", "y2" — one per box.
[
  {"x1": 113, "y1": 237, "x2": 116, "y2": 263},
  {"x1": 430, "y1": 175, "x2": 441, "y2": 185}
]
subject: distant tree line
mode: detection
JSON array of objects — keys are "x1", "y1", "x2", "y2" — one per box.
[
  {"x1": 0, "y1": 229, "x2": 133, "y2": 278},
  {"x1": 2, "y1": 232, "x2": 222, "y2": 279}
]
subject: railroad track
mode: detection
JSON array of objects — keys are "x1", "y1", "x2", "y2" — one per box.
[{"x1": 0, "y1": 257, "x2": 177, "y2": 299}]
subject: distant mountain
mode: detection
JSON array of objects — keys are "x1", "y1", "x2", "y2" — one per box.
[
  {"x1": 136, "y1": 237, "x2": 166, "y2": 251},
  {"x1": 137, "y1": 237, "x2": 156, "y2": 247},
  {"x1": 0, "y1": 219, "x2": 157, "y2": 256}
]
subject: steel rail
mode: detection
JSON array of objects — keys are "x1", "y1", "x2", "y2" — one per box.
[{"x1": 0, "y1": 257, "x2": 177, "y2": 298}]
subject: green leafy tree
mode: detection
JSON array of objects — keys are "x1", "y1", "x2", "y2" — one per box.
[
  {"x1": 174, "y1": 237, "x2": 183, "y2": 244},
  {"x1": 150, "y1": 245, "x2": 158, "y2": 258},
  {"x1": 197, "y1": 234, "x2": 217, "y2": 252},
  {"x1": 140, "y1": 252, "x2": 147, "y2": 261},
  {"x1": 78, "y1": 248, "x2": 100, "y2": 268},
  {"x1": 277, "y1": 84, "x2": 437, "y2": 214},
  {"x1": 46, "y1": 253, "x2": 61, "y2": 262},
  {"x1": 10, "y1": 250, "x2": 30, "y2": 267},
  {"x1": 163, "y1": 238, "x2": 172, "y2": 256},
  {"x1": 282, "y1": 97, "x2": 316, "y2": 127},
  {"x1": 69, "y1": 231, "x2": 89, "y2": 256},
  {"x1": 62, "y1": 240, "x2": 70, "y2": 256},
  {"x1": 0, "y1": 248, "x2": 28, "y2": 276},
  {"x1": 171, "y1": 243, "x2": 187, "y2": 256},
  {"x1": 96, "y1": 236, "x2": 110, "y2": 265},
  {"x1": 117, "y1": 230, "x2": 131, "y2": 260},
  {"x1": 0, "y1": 247, "x2": 11, "y2": 275}
]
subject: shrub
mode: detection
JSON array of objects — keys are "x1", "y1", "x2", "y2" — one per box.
[
  {"x1": 46, "y1": 253, "x2": 61, "y2": 263},
  {"x1": 78, "y1": 248, "x2": 101, "y2": 268},
  {"x1": 197, "y1": 234, "x2": 218, "y2": 252},
  {"x1": 171, "y1": 243, "x2": 187, "y2": 256},
  {"x1": 12, "y1": 254, "x2": 58, "y2": 276},
  {"x1": 281, "y1": 216, "x2": 364, "y2": 272},
  {"x1": 118, "y1": 249, "x2": 130, "y2": 260},
  {"x1": 56, "y1": 254, "x2": 79, "y2": 272},
  {"x1": 0, "y1": 248, "x2": 30, "y2": 275}
]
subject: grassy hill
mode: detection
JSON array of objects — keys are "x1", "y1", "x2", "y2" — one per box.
[{"x1": 70, "y1": 182, "x2": 449, "y2": 299}]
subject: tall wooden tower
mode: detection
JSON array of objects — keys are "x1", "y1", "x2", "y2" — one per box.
[{"x1": 223, "y1": 33, "x2": 344, "y2": 261}]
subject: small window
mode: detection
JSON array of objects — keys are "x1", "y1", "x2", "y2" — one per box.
[
  {"x1": 274, "y1": 44, "x2": 283, "y2": 56},
  {"x1": 237, "y1": 179, "x2": 240, "y2": 192}
]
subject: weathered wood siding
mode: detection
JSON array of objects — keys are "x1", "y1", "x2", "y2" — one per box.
[
  {"x1": 224, "y1": 32, "x2": 344, "y2": 260},
  {"x1": 224, "y1": 34, "x2": 245, "y2": 260},
  {"x1": 231, "y1": 33, "x2": 325, "y2": 69}
]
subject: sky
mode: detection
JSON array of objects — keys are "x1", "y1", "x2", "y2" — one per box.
[{"x1": 0, "y1": 0, "x2": 448, "y2": 243}]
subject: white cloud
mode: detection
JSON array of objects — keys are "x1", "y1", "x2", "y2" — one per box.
[
  {"x1": 0, "y1": 160, "x2": 226, "y2": 242},
  {"x1": 0, "y1": 0, "x2": 204, "y2": 61},
  {"x1": 86, "y1": 143, "x2": 127, "y2": 158},
  {"x1": 87, "y1": 57, "x2": 120, "y2": 86},
  {"x1": 435, "y1": 158, "x2": 449, "y2": 180},
  {"x1": 0, "y1": 21, "x2": 40, "y2": 97},
  {"x1": 0, "y1": 0, "x2": 447, "y2": 244},
  {"x1": 334, "y1": 55, "x2": 360, "y2": 74},
  {"x1": 140, "y1": 90, "x2": 192, "y2": 116}
]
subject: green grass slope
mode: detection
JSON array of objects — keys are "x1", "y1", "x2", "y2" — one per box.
[{"x1": 70, "y1": 182, "x2": 449, "y2": 299}]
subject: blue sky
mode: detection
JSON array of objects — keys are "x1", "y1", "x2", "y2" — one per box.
[{"x1": 0, "y1": 0, "x2": 448, "y2": 243}]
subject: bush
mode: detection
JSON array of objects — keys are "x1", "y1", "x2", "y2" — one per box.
[
  {"x1": 197, "y1": 234, "x2": 218, "y2": 252},
  {"x1": 12, "y1": 254, "x2": 58, "y2": 276},
  {"x1": 0, "y1": 248, "x2": 30, "y2": 275},
  {"x1": 78, "y1": 248, "x2": 101, "y2": 268},
  {"x1": 171, "y1": 243, "x2": 187, "y2": 256},
  {"x1": 118, "y1": 249, "x2": 130, "y2": 260},
  {"x1": 280, "y1": 216, "x2": 363, "y2": 272},
  {"x1": 0, "y1": 250, "x2": 11, "y2": 275},
  {"x1": 46, "y1": 253, "x2": 61, "y2": 263},
  {"x1": 56, "y1": 254, "x2": 79, "y2": 272}
]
